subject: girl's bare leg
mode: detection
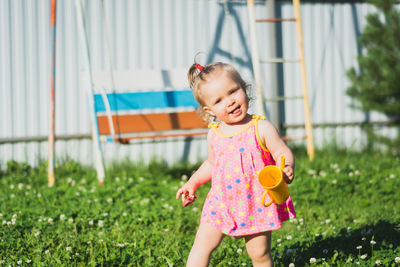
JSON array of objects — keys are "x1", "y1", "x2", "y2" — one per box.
[
  {"x1": 244, "y1": 231, "x2": 273, "y2": 267},
  {"x1": 186, "y1": 223, "x2": 225, "y2": 267}
]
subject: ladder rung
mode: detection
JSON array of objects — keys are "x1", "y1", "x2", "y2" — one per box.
[
  {"x1": 264, "y1": 95, "x2": 303, "y2": 102},
  {"x1": 256, "y1": 18, "x2": 296, "y2": 23},
  {"x1": 282, "y1": 135, "x2": 307, "y2": 141},
  {"x1": 260, "y1": 58, "x2": 300, "y2": 63}
]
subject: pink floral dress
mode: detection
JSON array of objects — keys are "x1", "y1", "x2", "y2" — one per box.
[{"x1": 200, "y1": 115, "x2": 296, "y2": 236}]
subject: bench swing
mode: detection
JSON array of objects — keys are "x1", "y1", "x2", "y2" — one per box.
[{"x1": 75, "y1": 0, "x2": 207, "y2": 185}]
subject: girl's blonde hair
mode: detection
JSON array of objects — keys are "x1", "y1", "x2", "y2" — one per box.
[{"x1": 188, "y1": 62, "x2": 250, "y2": 122}]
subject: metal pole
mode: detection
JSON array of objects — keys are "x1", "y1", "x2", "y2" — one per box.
[
  {"x1": 48, "y1": 0, "x2": 57, "y2": 187},
  {"x1": 247, "y1": 0, "x2": 265, "y2": 117},
  {"x1": 75, "y1": 0, "x2": 106, "y2": 185}
]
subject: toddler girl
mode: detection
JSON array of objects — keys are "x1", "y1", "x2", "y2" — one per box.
[{"x1": 176, "y1": 61, "x2": 296, "y2": 267}]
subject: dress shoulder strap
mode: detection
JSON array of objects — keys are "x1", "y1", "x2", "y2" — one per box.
[
  {"x1": 252, "y1": 114, "x2": 266, "y2": 121},
  {"x1": 208, "y1": 122, "x2": 221, "y2": 129}
]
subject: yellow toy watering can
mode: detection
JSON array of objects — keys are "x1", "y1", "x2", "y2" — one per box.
[{"x1": 258, "y1": 156, "x2": 290, "y2": 207}]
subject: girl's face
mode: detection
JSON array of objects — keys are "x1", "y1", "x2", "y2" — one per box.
[{"x1": 200, "y1": 69, "x2": 249, "y2": 125}]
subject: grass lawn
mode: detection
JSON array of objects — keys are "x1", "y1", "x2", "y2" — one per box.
[{"x1": 0, "y1": 147, "x2": 399, "y2": 266}]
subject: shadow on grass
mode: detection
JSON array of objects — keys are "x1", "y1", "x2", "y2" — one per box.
[{"x1": 279, "y1": 220, "x2": 400, "y2": 265}]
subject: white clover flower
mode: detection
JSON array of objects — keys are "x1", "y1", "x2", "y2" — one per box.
[
  {"x1": 0, "y1": 213, "x2": 2, "y2": 217},
  {"x1": 87, "y1": 199, "x2": 91, "y2": 203},
  {"x1": 332, "y1": 180, "x2": 337, "y2": 184},
  {"x1": 12, "y1": 214, "x2": 17, "y2": 219},
  {"x1": 286, "y1": 235, "x2": 292, "y2": 240},
  {"x1": 395, "y1": 257, "x2": 400, "y2": 263},
  {"x1": 140, "y1": 198, "x2": 150, "y2": 206},
  {"x1": 241, "y1": 263, "x2": 246, "y2": 266},
  {"x1": 48, "y1": 218, "x2": 53, "y2": 224},
  {"x1": 310, "y1": 257, "x2": 317, "y2": 264},
  {"x1": 237, "y1": 248, "x2": 243, "y2": 254},
  {"x1": 325, "y1": 219, "x2": 331, "y2": 224},
  {"x1": 349, "y1": 172, "x2": 354, "y2": 177},
  {"x1": 164, "y1": 228, "x2": 169, "y2": 232},
  {"x1": 18, "y1": 183, "x2": 23, "y2": 190},
  {"x1": 117, "y1": 243, "x2": 125, "y2": 247},
  {"x1": 138, "y1": 177, "x2": 145, "y2": 182},
  {"x1": 75, "y1": 192, "x2": 80, "y2": 196},
  {"x1": 2, "y1": 220, "x2": 6, "y2": 225},
  {"x1": 68, "y1": 218, "x2": 74, "y2": 224},
  {"x1": 375, "y1": 260, "x2": 381, "y2": 266},
  {"x1": 60, "y1": 214, "x2": 66, "y2": 221},
  {"x1": 360, "y1": 254, "x2": 367, "y2": 260},
  {"x1": 115, "y1": 177, "x2": 120, "y2": 182},
  {"x1": 7, "y1": 221, "x2": 11, "y2": 226},
  {"x1": 315, "y1": 233, "x2": 320, "y2": 237},
  {"x1": 308, "y1": 169, "x2": 316, "y2": 175},
  {"x1": 89, "y1": 220, "x2": 94, "y2": 226},
  {"x1": 44, "y1": 249, "x2": 50, "y2": 254},
  {"x1": 370, "y1": 240, "x2": 376, "y2": 245},
  {"x1": 99, "y1": 239, "x2": 103, "y2": 243},
  {"x1": 123, "y1": 212, "x2": 127, "y2": 217},
  {"x1": 17, "y1": 260, "x2": 22, "y2": 265},
  {"x1": 10, "y1": 184, "x2": 15, "y2": 189},
  {"x1": 98, "y1": 220, "x2": 104, "y2": 228},
  {"x1": 10, "y1": 194, "x2": 15, "y2": 198},
  {"x1": 87, "y1": 241, "x2": 91, "y2": 244},
  {"x1": 277, "y1": 238, "x2": 282, "y2": 243},
  {"x1": 390, "y1": 174, "x2": 395, "y2": 179},
  {"x1": 192, "y1": 207, "x2": 198, "y2": 212},
  {"x1": 289, "y1": 263, "x2": 295, "y2": 267},
  {"x1": 162, "y1": 180, "x2": 167, "y2": 184},
  {"x1": 26, "y1": 259, "x2": 31, "y2": 263},
  {"x1": 34, "y1": 231, "x2": 40, "y2": 237},
  {"x1": 355, "y1": 170, "x2": 360, "y2": 175},
  {"x1": 356, "y1": 245, "x2": 362, "y2": 250},
  {"x1": 107, "y1": 198, "x2": 113, "y2": 203},
  {"x1": 26, "y1": 185, "x2": 31, "y2": 190},
  {"x1": 103, "y1": 213, "x2": 108, "y2": 217},
  {"x1": 181, "y1": 174, "x2": 188, "y2": 180},
  {"x1": 66, "y1": 246, "x2": 72, "y2": 251},
  {"x1": 138, "y1": 218, "x2": 143, "y2": 222},
  {"x1": 37, "y1": 193, "x2": 42, "y2": 198},
  {"x1": 319, "y1": 171, "x2": 327, "y2": 177}
]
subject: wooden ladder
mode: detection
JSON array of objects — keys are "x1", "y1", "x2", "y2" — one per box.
[{"x1": 247, "y1": 0, "x2": 314, "y2": 160}]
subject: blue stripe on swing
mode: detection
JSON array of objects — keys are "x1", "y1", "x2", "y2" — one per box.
[{"x1": 94, "y1": 90, "x2": 199, "y2": 112}]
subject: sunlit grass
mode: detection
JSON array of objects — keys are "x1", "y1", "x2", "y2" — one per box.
[{"x1": 0, "y1": 148, "x2": 399, "y2": 266}]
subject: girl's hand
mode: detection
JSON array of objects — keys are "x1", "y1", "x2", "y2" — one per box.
[
  {"x1": 282, "y1": 166, "x2": 294, "y2": 184},
  {"x1": 176, "y1": 181, "x2": 197, "y2": 207}
]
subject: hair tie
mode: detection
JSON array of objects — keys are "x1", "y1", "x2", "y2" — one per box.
[{"x1": 195, "y1": 64, "x2": 203, "y2": 71}]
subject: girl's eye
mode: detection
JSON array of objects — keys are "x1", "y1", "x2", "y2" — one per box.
[
  {"x1": 230, "y1": 88, "x2": 239, "y2": 94},
  {"x1": 215, "y1": 99, "x2": 221, "y2": 104}
]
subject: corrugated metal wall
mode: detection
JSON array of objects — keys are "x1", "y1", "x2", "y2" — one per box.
[{"x1": 0, "y1": 0, "x2": 395, "y2": 168}]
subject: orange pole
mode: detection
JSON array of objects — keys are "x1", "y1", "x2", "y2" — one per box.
[
  {"x1": 48, "y1": 0, "x2": 57, "y2": 186},
  {"x1": 293, "y1": 0, "x2": 314, "y2": 160}
]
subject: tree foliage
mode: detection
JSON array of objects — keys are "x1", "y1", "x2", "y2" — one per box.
[{"x1": 347, "y1": 0, "x2": 400, "y2": 119}]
